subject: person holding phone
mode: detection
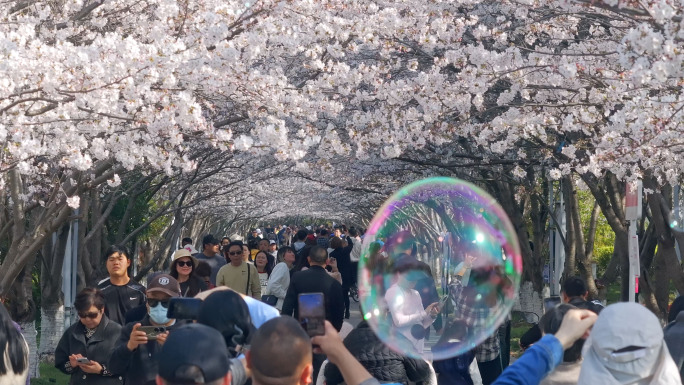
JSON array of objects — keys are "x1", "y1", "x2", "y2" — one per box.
[
  {"x1": 109, "y1": 274, "x2": 185, "y2": 385},
  {"x1": 384, "y1": 254, "x2": 441, "y2": 354},
  {"x1": 55, "y1": 288, "x2": 123, "y2": 385}
]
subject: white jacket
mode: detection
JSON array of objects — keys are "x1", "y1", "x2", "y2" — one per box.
[{"x1": 265, "y1": 262, "x2": 290, "y2": 311}]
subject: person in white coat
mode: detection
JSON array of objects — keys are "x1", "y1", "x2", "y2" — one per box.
[{"x1": 265, "y1": 246, "x2": 297, "y2": 312}]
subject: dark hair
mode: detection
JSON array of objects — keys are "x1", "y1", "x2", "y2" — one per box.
[
  {"x1": 292, "y1": 247, "x2": 311, "y2": 272},
  {"x1": 202, "y1": 234, "x2": 218, "y2": 247},
  {"x1": 181, "y1": 238, "x2": 193, "y2": 246},
  {"x1": 198, "y1": 291, "x2": 255, "y2": 357},
  {"x1": 159, "y1": 368, "x2": 224, "y2": 385},
  {"x1": 249, "y1": 317, "x2": 312, "y2": 381},
  {"x1": 562, "y1": 276, "x2": 587, "y2": 298},
  {"x1": 105, "y1": 245, "x2": 130, "y2": 260},
  {"x1": 0, "y1": 305, "x2": 28, "y2": 376},
  {"x1": 195, "y1": 261, "x2": 212, "y2": 278},
  {"x1": 330, "y1": 236, "x2": 344, "y2": 249},
  {"x1": 222, "y1": 237, "x2": 230, "y2": 243},
  {"x1": 294, "y1": 230, "x2": 307, "y2": 241},
  {"x1": 170, "y1": 258, "x2": 204, "y2": 297},
  {"x1": 308, "y1": 246, "x2": 328, "y2": 264},
  {"x1": 539, "y1": 304, "x2": 583, "y2": 362},
  {"x1": 224, "y1": 241, "x2": 244, "y2": 254},
  {"x1": 277, "y1": 246, "x2": 296, "y2": 263},
  {"x1": 669, "y1": 295, "x2": 684, "y2": 323},
  {"x1": 519, "y1": 324, "x2": 542, "y2": 350},
  {"x1": 74, "y1": 288, "x2": 105, "y2": 313},
  {"x1": 392, "y1": 254, "x2": 421, "y2": 275},
  {"x1": 254, "y1": 251, "x2": 273, "y2": 277},
  {"x1": 348, "y1": 228, "x2": 359, "y2": 237},
  {"x1": 319, "y1": 229, "x2": 328, "y2": 237},
  {"x1": 258, "y1": 238, "x2": 270, "y2": 246}
]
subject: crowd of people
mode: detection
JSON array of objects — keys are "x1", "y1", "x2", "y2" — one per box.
[{"x1": 0, "y1": 224, "x2": 683, "y2": 385}]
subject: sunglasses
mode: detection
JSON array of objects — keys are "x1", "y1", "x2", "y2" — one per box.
[
  {"x1": 147, "y1": 299, "x2": 170, "y2": 308},
  {"x1": 78, "y1": 311, "x2": 100, "y2": 319},
  {"x1": 176, "y1": 261, "x2": 193, "y2": 267},
  {"x1": 227, "y1": 251, "x2": 242, "y2": 256}
]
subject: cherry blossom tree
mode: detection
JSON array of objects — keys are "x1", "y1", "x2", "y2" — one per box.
[{"x1": 1, "y1": 1, "x2": 683, "y2": 373}]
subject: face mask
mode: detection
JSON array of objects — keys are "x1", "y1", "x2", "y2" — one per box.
[{"x1": 149, "y1": 303, "x2": 170, "y2": 324}]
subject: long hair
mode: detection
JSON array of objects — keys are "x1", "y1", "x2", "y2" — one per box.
[
  {"x1": 0, "y1": 305, "x2": 28, "y2": 380},
  {"x1": 169, "y1": 259, "x2": 203, "y2": 297},
  {"x1": 253, "y1": 251, "x2": 273, "y2": 277}
]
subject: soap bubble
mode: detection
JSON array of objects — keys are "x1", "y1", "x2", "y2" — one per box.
[
  {"x1": 669, "y1": 206, "x2": 684, "y2": 232},
  {"x1": 358, "y1": 177, "x2": 522, "y2": 360}
]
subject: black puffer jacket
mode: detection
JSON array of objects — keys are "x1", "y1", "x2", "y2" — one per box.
[{"x1": 324, "y1": 321, "x2": 431, "y2": 385}]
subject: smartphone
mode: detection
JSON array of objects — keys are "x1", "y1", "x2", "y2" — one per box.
[
  {"x1": 298, "y1": 293, "x2": 326, "y2": 337},
  {"x1": 139, "y1": 326, "x2": 167, "y2": 340},
  {"x1": 76, "y1": 358, "x2": 91, "y2": 364},
  {"x1": 543, "y1": 296, "x2": 561, "y2": 312},
  {"x1": 167, "y1": 297, "x2": 202, "y2": 320}
]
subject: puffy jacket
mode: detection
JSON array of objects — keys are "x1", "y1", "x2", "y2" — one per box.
[
  {"x1": 324, "y1": 322, "x2": 430, "y2": 385},
  {"x1": 108, "y1": 315, "x2": 186, "y2": 385},
  {"x1": 664, "y1": 311, "x2": 684, "y2": 379},
  {"x1": 55, "y1": 316, "x2": 123, "y2": 385}
]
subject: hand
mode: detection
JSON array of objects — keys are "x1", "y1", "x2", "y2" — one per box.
[
  {"x1": 465, "y1": 255, "x2": 477, "y2": 267},
  {"x1": 68, "y1": 354, "x2": 83, "y2": 369},
  {"x1": 156, "y1": 331, "x2": 169, "y2": 346},
  {"x1": 126, "y1": 323, "x2": 148, "y2": 351},
  {"x1": 426, "y1": 302, "x2": 440, "y2": 317},
  {"x1": 311, "y1": 321, "x2": 347, "y2": 363},
  {"x1": 328, "y1": 257, "x2": 338, "y2": 269},
  {"x1": 554, "y1": 309, "x2": 598, "y2": 349},
  {"x1": 79, "y1": 360, "x2": 103, "y2": 374}
]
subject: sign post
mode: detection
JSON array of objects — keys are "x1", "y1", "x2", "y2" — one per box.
[{"x1": 625, "y1": 181, "x2": 642, "y2": 302}]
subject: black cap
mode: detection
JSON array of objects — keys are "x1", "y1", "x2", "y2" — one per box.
[
  {"x1": 202, "y1": 234, "x2": 219, "y2": 246},
  {"x1": 158, "y1": 324, "x2": 231, "y2": 383}
]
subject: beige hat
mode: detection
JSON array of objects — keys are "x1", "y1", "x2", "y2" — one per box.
[{"x1": 172, "y1": 248, "x2": 198, "y2": 267}]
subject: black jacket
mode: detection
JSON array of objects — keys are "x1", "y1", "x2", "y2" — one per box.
[
  {"x1": 96, "y1": 278, "x2": 146, "y2": 326},
  {"x1": 324, "y1": 322, "x2": 431, "y2": 385},
  {"x1": 108, "y1": 315, "x2": 185, "y2": 385},
  {"x1": 55, "y1": 316, "x2": 123, "y2": 385},
  {"x1": 330, "y1": 238, "x2": 354, "y2": 289},
  {"x1": 281, "y1": 265, "x2": 345, "y2": 331}
]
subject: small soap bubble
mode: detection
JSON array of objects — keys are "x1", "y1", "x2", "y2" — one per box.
[
  {"x1": 358, "y1": 177, "x2": 522, "y2": 360},
  {"x1": 669, "y1": 207, "x2": 684, "y2": 232}
]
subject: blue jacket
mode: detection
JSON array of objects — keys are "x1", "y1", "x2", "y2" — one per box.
[{"x1": 493, "y1": 335, "x2": 563, "y2": 385}]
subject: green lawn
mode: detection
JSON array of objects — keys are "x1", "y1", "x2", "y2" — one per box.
[{"x1": 31, "y1": 363, "x2": 70, "y2": 385}]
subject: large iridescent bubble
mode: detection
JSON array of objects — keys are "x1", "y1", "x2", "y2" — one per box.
[{"x1": 358, "y1": 177, "x2": 522, "y2": 360}]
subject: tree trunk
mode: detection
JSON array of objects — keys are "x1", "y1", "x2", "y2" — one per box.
[
  {"x1": 38, "y1": 223, "x2": 70, "y2": 362},
  {"x1": 581, "y1": 173, "x2": 629, "y2": 298},
  {"x1": 37, "y1": 306, "x2": 65, "y2": 364},
  {"x1": 515, "y1": 281, "x2": 544, "y2": 322},
  {"x1": 19, "y1": 321, "x2": 40, "y2": 379},
  {"x1": 8, "y1": 259, "x2": 39, "y2": 378}
]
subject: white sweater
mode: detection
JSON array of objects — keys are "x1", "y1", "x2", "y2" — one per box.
[{"x1": 265, "y1": 262, "x2": 290, "y2": 311}]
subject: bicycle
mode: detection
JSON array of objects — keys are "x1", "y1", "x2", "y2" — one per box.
[{"x1": 349, "y1": 284, "x2": 359, "y2": 302}]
